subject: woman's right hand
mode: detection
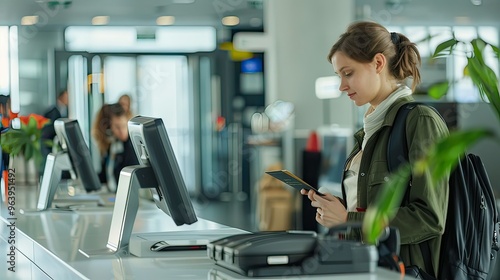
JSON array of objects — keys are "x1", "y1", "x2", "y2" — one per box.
[
  {"x1": 300, "y1": 188, "x2": 317, "y2": 202},
  {"x1": 300, "y1": 189, "x2": 348, "y2": 228}
]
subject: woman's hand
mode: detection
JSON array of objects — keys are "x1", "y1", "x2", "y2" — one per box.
[{"x1": 301, "y1": 189, "x2": 347, "y2": 228}]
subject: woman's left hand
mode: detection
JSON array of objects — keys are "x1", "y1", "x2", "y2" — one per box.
[{"x1": 310, "y1": 192, "x2": 348, "y2": 228}]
